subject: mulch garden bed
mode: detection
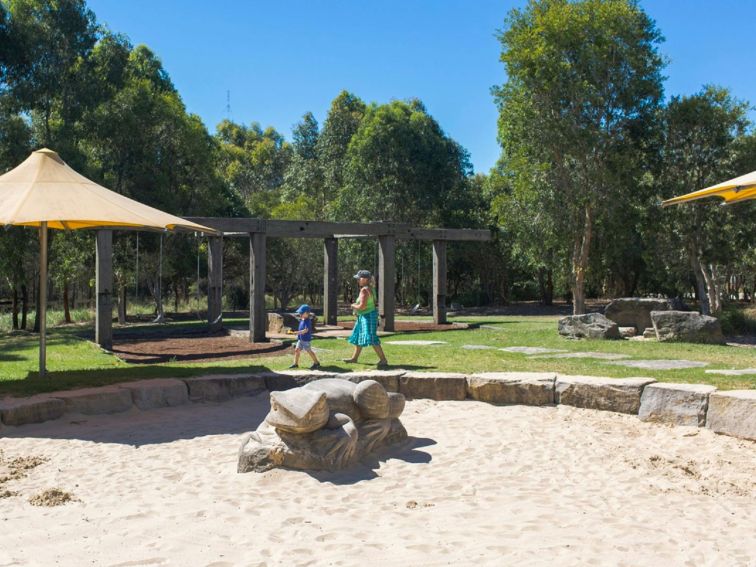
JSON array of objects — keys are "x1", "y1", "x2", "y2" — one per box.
[{"x1": 112, "y1": 331, "x2": 291, "y2": 364}]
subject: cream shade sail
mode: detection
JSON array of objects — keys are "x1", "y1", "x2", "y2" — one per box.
[
  {"x1": 662, "y1": 169, "x2": 756, "y2": 207},
  {"x1": 0, "y1": 148, "x2": 217, "y2": 233}
]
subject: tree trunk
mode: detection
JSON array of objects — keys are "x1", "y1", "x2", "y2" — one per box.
[
  {"x1": 537, "y1": 267, "x2": 554, "y2": 306},
  {"x1": 21, "y1": 284, "x2": 28, "y2": 330},
  {"x1": 687, "y1": 239, "x2": 710, "y2": 315},
  {"x1": 11, "y1": 286, "x2": 19, "y2": 330},
  {"x1": 570, "y1": 205, "x2": 593, "y2": 315},
  {"x1": 118, "y1": 283, "x2": 127, "y2": 324},
  {"x1": 702, "y1": 263, "x2": 722, "y2": 315},
  {"x1": 63, "y1": 280, "x2": 71, "y2": 324}
]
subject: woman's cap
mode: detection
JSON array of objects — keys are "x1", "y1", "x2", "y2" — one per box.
[
  {"x1": 353, "y1": 269, "x2": 372, "y2": 279},
  {"x1": 295, "y1": 304, "x2": 311, "y2": 314}
]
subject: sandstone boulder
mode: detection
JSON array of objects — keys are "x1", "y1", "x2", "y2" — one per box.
[
  {"x1": 604, "y1": 298, "x2": 672, "y2": 332},
  {"x1": 555, "y1": 375, "x2": 655, "y2": 414},
  {"x1": 467, "y1": 372, "x2": 556, "y2": 405},
  {"x1": 0, "y1": 394, "x2": 66, "y2": 426},
  {"x1": 398, "y1": 372, "x2": 467, "y2": 401},
  {"x1": 650, "y1": 311, "x2": 725, "y2": 344},
  {"x1": 638, "y1": 382, "x2": 716, "y2": 426},
  {"x1": 119, "y1": 379, "x2": 189, "y2": 409},
  {"x1": 52, "y1": 386, "x2": 133, "y2": 415},
  {"x1": 185, "y1": 374, "x2": 266, "y2": 402},
  {"x1": 706, "y1": 390, "x2": 756, "y2": 441},
  {"x1": 558, "y1": 313, "x2": 621, "y2": 340}
]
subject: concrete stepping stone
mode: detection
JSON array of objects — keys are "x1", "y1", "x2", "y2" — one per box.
[
  {"x1": 533, "y1": 351, "x2": 630, "y2": 360},
  {"x1": 500, "y1": 346, "x2": 568, "y2": 355},
  {"x1": 52, "y1": 386, "x2": 133, "y2": 415},
  {"x1": 704, "y1": 368, "x2": 756, "y2": 376},
  {"x1": 384, "y1": 340, "x2": 447, "y2": 346},
  {"x1": 461, "y1": 344, "x2": 496, "y2": 350},
  {"x1": 608, "y1": 359, "x2": 708, "y2": 370},
  {"x1": 184, "y1": 374, "x2": 267, "y2": 402}
]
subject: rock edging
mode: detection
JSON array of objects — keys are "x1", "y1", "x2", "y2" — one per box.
[{"x1": 0, "y1": 370, "x2": 753, "y2": 442}]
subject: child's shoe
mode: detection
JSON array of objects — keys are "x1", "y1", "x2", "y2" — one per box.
[
  {"x1": 287, "y1": 363, "x2": 298, "y2": 369},
  {"x1": 310, "y1": 363, "x2": 321, "y2": 370}
]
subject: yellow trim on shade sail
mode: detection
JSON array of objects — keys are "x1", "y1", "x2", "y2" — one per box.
[
  {"x1": 0, "y1": 148, "x2": 217, "y2": 234},
  {"x1": 662, "y1": 169, "x2": 756, "y2": 207}
]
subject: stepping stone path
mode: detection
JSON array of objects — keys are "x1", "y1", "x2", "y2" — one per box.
[
  {"x1": 704, "y1": 368, "x2": 756, "y2": 376},
  {"x1": 500, "y1": 346, "x2": 567, "y2": 355},
  {"x1": 533, "y1": 351, "x2": 631, "y2": 360},
  {"x1": 384, "y1": 340, "x2": 447, "y2": 346},
  {"x1": 608, "y1": 359, "x2": 708, "y2": 370},
  {"x1": 461, "y1": 345, "x2": 496, "y2": 350}
]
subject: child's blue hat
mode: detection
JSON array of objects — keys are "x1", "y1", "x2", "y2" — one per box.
[{"x1": 295, "y1": 304, "x2": 311, "y2": 314}]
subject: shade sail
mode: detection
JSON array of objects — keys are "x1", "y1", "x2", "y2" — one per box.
[
  {"x1": 0, "y1": 148, "x2": 218, "y2": 377},
  {"x1": 0, "y1": 148, "x2": 217, "y2": 233},
  {"x1": 662, "y1": 169, "x2": 756, "y2": 207}
]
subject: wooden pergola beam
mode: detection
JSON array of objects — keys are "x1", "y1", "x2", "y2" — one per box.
[{"x1": 187, "y1": 218, "x2": 491, "y2": 242}]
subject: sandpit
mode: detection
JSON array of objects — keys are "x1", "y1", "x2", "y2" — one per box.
[{"x1": 0, "y1": 395, "x2": 754, "y2": 566}]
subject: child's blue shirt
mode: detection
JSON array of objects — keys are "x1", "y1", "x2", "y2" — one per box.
[{"x1": 298, "y1": 318, "x2": 313, "y2": 341}]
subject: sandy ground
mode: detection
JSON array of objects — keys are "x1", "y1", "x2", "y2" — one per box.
[{"x1": 0, "y1": 395, "x2": 754, "y2": 567}]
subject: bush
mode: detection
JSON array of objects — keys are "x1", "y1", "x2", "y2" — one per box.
[{"x1": 719, "y1": 305, "x2": 756, "y2": 335}]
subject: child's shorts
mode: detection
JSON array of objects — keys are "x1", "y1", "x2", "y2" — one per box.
[{"x1": 296, "y1": 340, "x2": 312, "y2": 352}]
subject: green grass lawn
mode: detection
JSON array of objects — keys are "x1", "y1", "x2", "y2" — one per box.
[{"x1": 0, "y1": 315, "x2": 754, "y2": 397}]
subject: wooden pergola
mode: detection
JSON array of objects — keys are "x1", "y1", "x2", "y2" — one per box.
[{"x1": 93, "y1": 219, "x2": 491, "y2": 348}]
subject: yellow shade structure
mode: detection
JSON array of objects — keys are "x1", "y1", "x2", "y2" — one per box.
[
  {"x1": 0, "y1": 148, "x2": 217, "y2": 231},
  {"x1": 662, "y1": 170, "x2": 756, "y2": 207},
  {"x1": 0, "y1": 148, "x2": 217, "y2": 377}
]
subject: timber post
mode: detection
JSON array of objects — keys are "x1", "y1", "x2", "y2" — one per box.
[
  {"x1": 323, "y1": 237, "x2": 338, "y2": 326},
  {"x1": 432, "y1": 239, "x2": 447, "y2": 324},
  {"x1": 249, "y1": 230, "x2": 267, "y2": 342}
]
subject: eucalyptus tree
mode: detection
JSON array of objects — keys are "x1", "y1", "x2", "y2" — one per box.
[
  {"x1": 493, "y1": 0, "x2": 664, "y2": 313},
  {"x1": 340, "y1": 98, "x2": 470, "y2": 226},
  {"x1": 655, "y1": 86, "x2": 753, "y2": 314},
  {"x1": 317, "y1": 90, "x2": 366, "y2": 218}
]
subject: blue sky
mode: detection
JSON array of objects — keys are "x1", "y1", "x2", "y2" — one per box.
[{"x1": 87, "y1": 0, "x2": 756, "y2": 174}]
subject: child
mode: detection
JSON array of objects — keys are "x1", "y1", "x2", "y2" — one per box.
[
  {"x1": 343, "y1": 270, "x2": 389, "y2": 368},
  {"x1": 289, "y1": 304, "x2": 321, "y2": 370}
]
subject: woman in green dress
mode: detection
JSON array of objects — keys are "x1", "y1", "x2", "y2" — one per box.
[{"x1": 344, "y1": 270, "x2": 389, "y2": 368}]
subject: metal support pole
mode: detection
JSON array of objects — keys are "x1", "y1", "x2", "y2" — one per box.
[
  {"x1": 38, "y1": 222, "x2": 48, "y2": 377},
  {"x1": 96, "y1": 229, "x2": 113, "y2": 350}
]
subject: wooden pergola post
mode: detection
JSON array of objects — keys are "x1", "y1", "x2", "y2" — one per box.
[
  {"x1": 432, "y1": 239, "x2": 447, "y2": 324},
  {"x1": 378, "y1": 234, "x2": 396, "y2": 332},
  {"x1": 323, "y1": 237, "x2": 338, "y2": 326},
  {"x1": 207, "y1": 236, "x2": 223, "y2": 331},
  {"x1": 249, "y1": 231, "x2": 267, "y2": 342},
  {"x1": 95, "y1": 230, "x2": 113, "y2": 350}
]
